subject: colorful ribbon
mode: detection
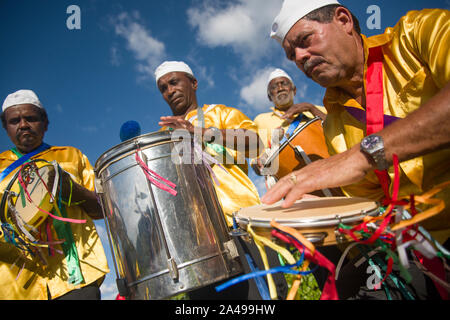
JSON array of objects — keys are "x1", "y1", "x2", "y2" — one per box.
[{"x1": 135, "y1": 151, "x2": 177, "y2": 196}]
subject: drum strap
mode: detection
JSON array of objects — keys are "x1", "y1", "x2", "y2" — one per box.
[
  {"x1": 0, "y1": 143, "x2": 51, "y2": 183},
  {"x1": 279, "y1": 114, "x2": 304, "y2": 145},
  {"x1": 192, "y1": 104, "x2": 233, "y2": 163},
  {"x1": 188, "y1": 105, "x2": 230, "y2": 183}
]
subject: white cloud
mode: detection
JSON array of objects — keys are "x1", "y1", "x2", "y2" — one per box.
[
  {"x1": 113, "y1": 11, "x2": 166, "y2": 80},
  {"x1": 239, "y1": 67, "x2": 273, "y2": 112},
  {"x1": 110, "y1": 46, "x2": 121, "y2": 67},
  {"x1": 100, "y1": 281, "x2": 118, "y2": 300},
  {"x1": 187, "y1": 0, "x2": 283, "y2": 64},
  {"x1": 295, "y1": 83, "x2": 308, "y2": 100}
]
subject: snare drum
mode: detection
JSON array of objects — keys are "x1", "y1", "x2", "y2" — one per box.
[
  {"x1": 234, "y1": 197, "x2": 380, "y2": 246},
  {"x1": 95, "y1": 130, "x2": 242, "y2": 300},
  {"x1": 0, "y1": 159, "x2": 56, "y2": 240}
]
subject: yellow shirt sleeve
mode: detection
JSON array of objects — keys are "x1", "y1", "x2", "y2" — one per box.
[{"x1": 397, "y1": 9, "x2": 450, "y2": 88}]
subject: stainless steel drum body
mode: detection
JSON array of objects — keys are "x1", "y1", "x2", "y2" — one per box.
[{"x1": 94, "y1": 131, "x2": 242, "y2": 300}]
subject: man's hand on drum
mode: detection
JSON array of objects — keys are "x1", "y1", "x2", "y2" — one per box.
[
  {"x1": 159, "y1": 116, "x2": 195, "y2": 133},
  {"x1": 47, "y1": 169, "x2": 103, "y2": 219},
  {"x1": 261, "y1": 144, "x2": 373, "y2": 208},
  {"x1": 281, "y1": 102, "x2": 326, "y2": 122}
]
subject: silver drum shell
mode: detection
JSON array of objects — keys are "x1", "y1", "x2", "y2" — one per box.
[{"x1": 94, "y1": 131, "x2": 242, "y2": 300}]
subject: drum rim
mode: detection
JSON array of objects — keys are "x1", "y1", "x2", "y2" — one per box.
[
  {"x1": 235, "y1": 207, "x2": 380, "y2": 229},
  {"x1": 263, "y1": 116, "x2": 321, "y2": 167},
  {"x1": 0, "y1": 159, "x2": 54, "y2": 226},
  {"x1": 94, "y1": 130, "x2": 191, "y2": 174},
  {"x1": 234, "y1": 197, "x2": 380, "y2": 229}
]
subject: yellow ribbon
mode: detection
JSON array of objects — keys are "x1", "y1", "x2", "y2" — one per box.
[{"x1": 247, "y1": 224, "x2": 300, "y2": 300}]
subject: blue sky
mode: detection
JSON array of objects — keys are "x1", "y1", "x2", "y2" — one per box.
[{"x1": 1, "y1": 0, "x2": 447, "y2": 300}]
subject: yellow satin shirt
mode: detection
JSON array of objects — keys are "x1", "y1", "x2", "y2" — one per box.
[
  {"x1": 253, "y1": 106, "x2": 327, "y2": 149},
  {"x1": 0, "y1": 146, "x2": 109, "y2": 300},
  {"x1": 185, "y1": 104, "x2": 261, "y2": 226},
  {"x1": 323, "y1": 9, "x2": 450, "y2": 242}
]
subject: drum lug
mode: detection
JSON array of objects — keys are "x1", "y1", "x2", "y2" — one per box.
[
  {"x1": 334, "y1": 229, "x2": 347, "y2": 244},
  {"x1": 303, "y1": 232, "x2": 328, "y2": 245},
  {"x1": 229, "y1": 229, "x2": 248, "y2": 237},
  {"x1": 224, "y1": 240, "x2": 239, "y2": 259},
  {"x1": 94, "y1": 178, "x2": 103, "y2": 194},
  {"x1": 334, "y1": 214, "x2": 347, "y2": 244},
  {"x1": 168, "y1": 258, "x2": 179, "y2": 281},
  {"x1": 116, "y1": 278, "x2": 129, "y2": 298}
]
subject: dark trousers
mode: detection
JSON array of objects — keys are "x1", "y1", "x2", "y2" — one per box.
[
  {"x1": 50, "y1": 282, "x2": 101, "y2": 300},
  {"x1": 188, "y1": 236, "x2": 288, "y2": 300}
]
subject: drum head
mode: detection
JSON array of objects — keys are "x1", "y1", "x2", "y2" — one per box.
[
  {"x1": 235, "y1": 197, "x2": 379, "y2": 228},
  {"x1": 1, "y1": 160, "x2": 55, "y2": 231}
]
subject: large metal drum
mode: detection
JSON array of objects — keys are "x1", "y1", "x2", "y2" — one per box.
[{"x1": 94, "y1": 131, "x2": 242, "y2": 300}]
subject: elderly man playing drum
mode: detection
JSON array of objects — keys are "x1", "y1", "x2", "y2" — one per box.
[
  {"x1": 253, "y1": 68, "x2": 326, "y2": 151},
  {"x1": 155, "y1": 61, "x2": 289, "y2": 299},
  {"x1": 0, "y1": 89, "x2": 109, "y2": 300},
  {"x1": 262, "y1": 0, "x2": 450, "y2": 299},
  {"x1": 251, "y1": 68, "x2": 331, "y2": 189}
]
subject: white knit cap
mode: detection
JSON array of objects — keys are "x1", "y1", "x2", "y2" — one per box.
[
  {"x1": 270, "y1": 0, "x2": 340, "y2": 44},
  {"x1": 267, "y1": 68, "x2": 293, "y2": 87},
  {"x1": 2, "y1": 89, "x2": 44, "y2": 112},
  {"x1": 154, "y1": 61, "x2": 195, "y2": 83}
]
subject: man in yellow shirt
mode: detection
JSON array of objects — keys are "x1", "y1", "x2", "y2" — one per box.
[
  {"x1": 263, "y1": 1, "x2": 449, "y2": 299},
  {"x1": 252, "y1": 68, "x2": 327, "y2": 181},
  {"x1": 0, "y1": 89, "x2": 109, "y2": 300},
  {"x1": 254, "y1": 68, "x2": 326, "y2": 150},
  {"x1": 155, "y1": 61, "x2": 288, "y2": 299}
]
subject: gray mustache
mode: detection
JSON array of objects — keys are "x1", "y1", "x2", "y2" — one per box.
[{"x1": 304, "y1": 58, "x2": 325, "y2": 76}]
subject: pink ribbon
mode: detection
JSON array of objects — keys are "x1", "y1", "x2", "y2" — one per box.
[
  {"x1": 135, "y1": 151, "x2": 177, "y2": 196},
  {"x1": 17, "y1": 166, "x2": 86, "y2": 224}
]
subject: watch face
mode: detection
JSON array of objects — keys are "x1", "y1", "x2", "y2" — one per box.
[{"x1": 362, "y1": 135, "x2": 380, "y2": 150}]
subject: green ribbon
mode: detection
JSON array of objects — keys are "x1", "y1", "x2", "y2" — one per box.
[
  {"x1": 53, "y1": 203, "x2": 84, "y2": 285},
  {"x1": 10, "y1": 147, "x2": 24, "y2": 159},
  {"x1": 53, "y1": 167, "x2": 84, "y2": 285},
  {"x1": 357, "y1": 244, "x2": 415, "y2": 300}
]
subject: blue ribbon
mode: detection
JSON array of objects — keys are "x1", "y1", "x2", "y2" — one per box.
[
  {"x1": 0, "y1": 143, "x2": 51, "y2": 183},
  {"x1": 279, "y1": 114, "x2": 304, "y2": 145},
  {"x1": 215, "y1": 237, "x2": 318, "y2": 293}
]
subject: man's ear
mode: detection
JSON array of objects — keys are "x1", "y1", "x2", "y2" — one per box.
[
  {"x1": 192, "y1": 78, "x2": 198, "y2": 91},
  {"x1": 293, "y1": 85, "x2": 297, "y2": 97},
  {"x1": 268, "y1": 93, "x2": 273, "y2": 102},
  {"x1": 334, "y1": 6, "x2": 354, "y2": 35}
]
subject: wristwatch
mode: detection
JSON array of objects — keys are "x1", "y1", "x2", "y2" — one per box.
[
  {"x1": 360, "y1": 134, "x2": 389, "y2": 170},
  {"x1": 204, "y1": 127, "x2": 221, "y2": 143}
]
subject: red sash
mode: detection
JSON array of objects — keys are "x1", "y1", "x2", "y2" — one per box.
[
  {"x1": 365, "y1": 46, "x2": 391, "y2": 203},
  {"x1": 366, "y1": 46, "x2": 448, "y2": 300}
]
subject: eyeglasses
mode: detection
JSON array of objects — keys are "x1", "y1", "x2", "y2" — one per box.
[{"x1": 268, "y1": 80, "x2": 292, "y2": 92}]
